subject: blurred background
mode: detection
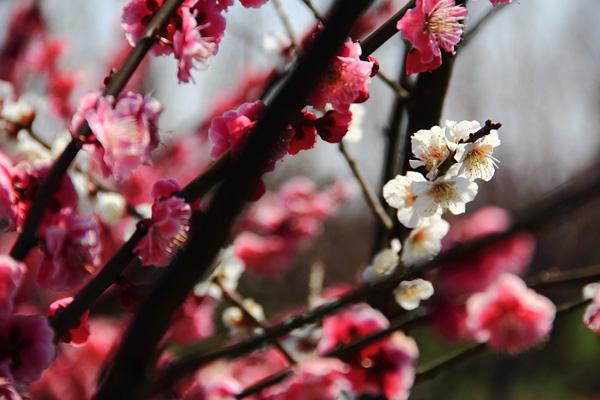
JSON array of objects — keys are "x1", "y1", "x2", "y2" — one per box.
[{"x1": 1, "y1": 0, "x2": 600, "y2": 398}]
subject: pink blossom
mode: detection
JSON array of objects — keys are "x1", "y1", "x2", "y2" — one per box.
[
  {"x1": 12, "y1": 161, "x2": 78, "y2": 231},
  {"x1": 0, "y1": 314, "x2": 55, "y2": 383},
  {"x1": 239, "y1": 0, "x2": 269, "y2": 8},
  {"x1": 307, "y1": 39, "x2": 374, "y2": 111},
  {"x1": 30, "y1": 319, "x2": 119, "y2": 399},
  {"x1": 173, "y1": 7, "x2": 219, "y2": 83},
  {"x1": 0, "y1": 153, "x2": 17, "y2": 231},
  {"x1": 166, "y1": 296, "x2": 215, "y2": 345},
  {"x1": 466, "y1": 274, "x2": 556, "y2": 353},
  {"x1": 0, "y1": 377, "x2": 21, "y2": 400},
  {"x1": 234, "y1": 177, "x2": 344, "y2": 276},
  {"x1": 183, "y1": 376, "x2": 241, "y2": 400},
  {"x1": 208, "y1": 100, "x2": 265, "y2": 160},
  {"x1": 85, "y1": 91, "x2": 163, "y2": 181},
  {"x1": 287, "y1": 110, "x2": 318, "y2": 156},
  {"x1": 122, "y1": 0, "x2": 225, "y2": 80},
  {"x1": 0, "y1": 256, "x2": 24, "y2": 315},
  {"x1": 134, "y1": 179, "x2": 191, "y2": 266},
  {"x1": 263, "y1": 358, "x2": 352, "y2": 400},
  {"x1": 397, "y1": 0, "x2": 467, "y2": 74},
  {"x1": 231, "y1": 348, "x2": 288, "y2": 387},
  {"x1": 234, "y1": 232, "x2": 293, "y2": 276},
  {"x1": 319, "y1": 304, "x2": 417, "y2": 399},
  {"x1": 315, "y1": 107, "x2": 353, "y2": 143},
  {"x1": 39, "y1": 208, "x2": 102, "y2": 291},
  {"x1": 48, "y1": 297, "x2": 90, "y2": 346},
  {"x1": 490, "y1": 0, "x2": 511, "y2": 5},
  {"x1": 437, "y1": 207, "x2": 535, "y2": 297}
]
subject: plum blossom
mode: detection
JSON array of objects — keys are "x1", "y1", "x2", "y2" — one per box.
[
  {"x1": 287, "y1": 110, "x2": 318, "y2": 155},
  {"x1": 314, "y1": 106, "x2": 353, "y2": 144},
  {"x1": 437, "y1": 207, "x2": 535, "y2": 297},
  {"x1": 307, "y1": 39, "x2": 374, "y2": 111},
  {"x1": 444, "y1": 119, "x2": 482, "y2": 143},
  {"x1": 454, "y1": 130, "x2": 501, "y2": 181},
  {"x1": 194, "y1": 246, "x2": 245, "y2": 299},
  {"x1": 583, "y1": 283, "x2": 600, "y2": 337},
  {"x1": 222, "y1": 297, "x2": 265, "y2": 335},
  {"x1": 490, "y1": 0, "x2": 511, "y2": 5},
  {"x1": 29, "y1": 319, "x2": 119, "y2": 399},
  {"x1": 466, "y1": 274, "x2": 556, "y2": 353},
  {"x1": 85, "y1": 92, "x2": 163, "y2": 181},
  {"x1": 344, "y1": 104, "x2": 366, "y2": 143},
  {"x1": 0, "y1": 153, "x2": 17, "y2": 231},
  {"x1": 39, "y1": 208, "x2": 102, "y2": 291},
  {"x1": 401, "y1": 216, "x2": 449, "y2": 266},
  {"x1": 0, "y1": 377, "x2": 21, "y2": 400},
  {"x1": 95, "y1": 192, "x2": 126, "y2": 224},
  {"x1": 262, "y1": 358, "x2": 352, "y2": 400},
  {"x1": 48, "y1": 297, "x2": 90, "y2": 346},
  {"x1": 12, "y1": 161, "x2": 78, "y2": 231},
  {"x1": 173, "y1": 8, "x2": 218, "y2": 83},
  {"x1": 394, "y1": 279, "x2": 434, "y2": 310},
  {"x1": 166, "y1": 296, "x2": 216, "y2": 345},
  {"x1": 0, "y1": 256, "x2": 24, "y2": 314},
  {"x1": 411, "y1": 174, "x2": 478, "y2": 218},
  {"x1": 409, "y1": 125, "x2": 453, "y2": 179},
  {"x1": 383, "y1": 171, "x2": 428, "y2": 228},
  {"x1": 362, "y1": 239, "x2": 401, "y2": 282},
  {"x1": 233, "y1": 177, "x2": 347, "y2": 276},
  {"x1": 397, "y1": 0, "x2": 467, "y2": 74},
  {"x1": 239, "y1": 0, "x2": 269, "y2": 7},
  {"x1": 121, "y1": 0, "x2": 225, "y2": 82},
  {"x1": 134, "y1": 179, "x2": 191, "y2": 266},
  {"x1": 319, "y1": 304, "x2": 417, "y2": 400},
  {"x1": 0, "y1": 314, "x2": 55, "y2": 383}
]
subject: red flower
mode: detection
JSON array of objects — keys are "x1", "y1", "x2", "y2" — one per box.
[{"x1": 397, "y1": 0, "x2": 467, "y2": 74}]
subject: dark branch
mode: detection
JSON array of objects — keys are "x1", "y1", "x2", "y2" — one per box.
[
  {"x1": 9, "y1": 0, "x2": 186, "y2": 261},
  {"x1": 94, "y1": 2, "x2": 375, "y2": 398},
  {"x1": 151, "y1": 165, "x2": 600, "y2": 392}
]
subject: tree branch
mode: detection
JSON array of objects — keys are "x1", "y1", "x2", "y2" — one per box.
[
  {"x1": 339, "y1": 141, "x2": 394, "y2": 232},
  {"x1": 9, "y1": 0, "x2": 186, "y2": 261},
  {"x1": 150, "y1": 165, "x2": 600, "y2": 392},
  {"x1": 94, "y1": 2, "x2": 375, "y2": 398}
]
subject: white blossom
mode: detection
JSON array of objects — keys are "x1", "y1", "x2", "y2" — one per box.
[
  {"x1": 412, "y1": 175, "x2": 478, "y2": 218},
  {"x1": 194, "y1": 247, "x2": 245, "y2": 299},
  {"x1": 362, "y1": 239, "x2": 401, "y2": 282},
  {"x1": 344, "y1": 104, "x2": 365, "y2": 143},
  {"x1": 401, "y1": 216, "x2": 450, "y2": 266},
  {"x1": 223, "y1": 298, "x2": 265, "y2": 335},
  {"x1": 96, "y1": 192, "x2": 126, "y2": 224},
  {"x1": 583, "y1": 283, "x2": 599, "y2": 300},
  {"x1": 383, "y1": 171, "x2": 429, "y2": 228},
  {"x1": 409, "y1": 126, "x2": 453, "y2": 179},
  {"x1": 445, "y1": 120, "x2": 481, "y2": 143},
  {"x1": 394, "y1": 278, "x2": 434, "y2": 310},
  {"x1": 454, "y1": 130, "x2": 501, "y2": 181}
]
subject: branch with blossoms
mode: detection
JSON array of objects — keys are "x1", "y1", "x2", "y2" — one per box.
[{"x1": 0, "y1": 0, "x2": 599, "y2": 399}]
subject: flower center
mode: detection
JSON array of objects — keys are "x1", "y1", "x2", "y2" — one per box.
[
  {"x1": 428, "y1": 180, "x2": 456, "y2": 203},
  {"x1": 425, "y1": 0, "x2": 465, "y2": 44}
]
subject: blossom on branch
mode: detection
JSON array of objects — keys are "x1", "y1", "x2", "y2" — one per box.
[
  {"x1": 134, "y1": 179, "x2": 191, "y2": 266},
  {"x1": 397, "y1": 0, "x2": 467, "y2": 74},
  {"x1": 83, "y1": 91, "x2": 163, "y2": 181},
  {"x1": 121, "y1": 0, "x2": 225, "y2": 83},
  {"x1": 0, "y1": 256, "x2": 24, "y2": 315},
  {"x1": 466, "y1": 274, "x2": 556, "y2": 353},
  {"x1": 394, "y1": 278, "x2": 434, "y2": 310},
  {"x1": 583, "y1": 283, "x2": 600, "y2": 337},
  {"x1": 307, "y1": 39, "x2": 374, "y2": 111},
  {"x1": 0, "y1": 314, "x2": 55, "y2": 384},
  {"x1": 47, "y1": 297, "x2": 90, "y2": 346},
  {"x1": 401, "y1": 216, "x2": 449, "y2": 266},
  {"x1": 39, "y1": 208, "x2": 101, "y2": 291}
]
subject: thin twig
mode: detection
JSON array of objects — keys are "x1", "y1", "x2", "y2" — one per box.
[
  {"x1": 9, "y1": 0, "x2": 186, "y2": 261},
  {"x1": 339, "y1": 141, "x2": 394, "y2": 232},
  {"x1": 94, "y1": 3, "x2": 374, "y2": 398},
  {"x1": 150, "y1": 166, "x2": 600, "y2": 392},
  {"x1": 359, "y1": 0, "x2": 415, "y2": 57},
  {"x1": 272, "y1": 0, "x2": 299, "y2": 52},
  {"x1": 461, "y1": 4, "x2": 509, "y2": 49},
  {"x1": 301, "y1": 0, "x2": 323, "y2": 22},
  {"x1": 216, "y1": 279, "x2": 297, "y2": 366},
  {"x1": 237, "y1": 263, "x2": 600, "y2": 398},
  {"x1": 415, "y1": 296, "x2": 591, "y2": 383},
  {"x1": 376, "y1": 70, "x2": 410, "y2": 99}
]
